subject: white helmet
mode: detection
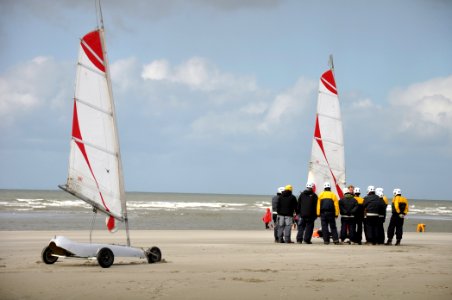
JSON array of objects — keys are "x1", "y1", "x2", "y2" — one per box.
[
  {"x1": 375, "y1": 187, "x2": 383, "y2": 195},
  {"x1": 306, "y1": 182, "x2": 314, "y2": 189},
  {"x1": 278, "y1": 187, "x2": 285, "y2": 194},
  {"x1": 354, "y1": 187, "x2": 361, "y2": 194},
  {"x1": 376, "y1": 190, "x2": 384, "y2": 198},
  {"x1": 342, "y1": 187, "x2": 349, "y2": 195},
  {"x1": 367, "y1": 185, "x2": 375, "y2": 193},
  {"x1": 394, "y1": 188, "x2": 402, "y2": 195},
  {"x1": 324, "y1": 182, "x2": 331, "y2": 188}
]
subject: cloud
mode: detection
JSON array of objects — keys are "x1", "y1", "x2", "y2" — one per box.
[
  {"x1": 0, "y1": 56, "x2": 72, "y2": 127},
  {"x1": 259, "y1": 77, "x2": 316, "y2": 133},
  {"x1": 389, "y1": 75, "x2": 452, "y2": 139},
  {"x1": 142, "y1": 57, "x2": 257, "y2": 92}
]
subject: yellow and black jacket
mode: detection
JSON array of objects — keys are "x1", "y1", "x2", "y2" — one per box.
[
  {"x1": 317, "y1": 190, "x2": 339, "y2": 217},
  {"x1": 391, "y1": 195, "x2": 409, "y2": 215}
]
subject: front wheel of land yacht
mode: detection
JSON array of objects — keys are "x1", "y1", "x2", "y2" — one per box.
[
  {"x1": 146, "y1": 247, "x2": 162, "y2": 263},
  {"x1": 41, "y1": 245, "x2": 59, "y2": 264},
  {"x1": 97, "y1": 247, "x2": 114, "y2": 268}
]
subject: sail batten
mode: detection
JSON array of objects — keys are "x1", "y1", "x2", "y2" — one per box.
[{"x1": 307, "y1": 57, "x2": 345, "y2": 199}]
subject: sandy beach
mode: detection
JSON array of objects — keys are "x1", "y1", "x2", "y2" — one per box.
[{"x1": 1, "y1": 230, "x2": 451, "y2": 299}]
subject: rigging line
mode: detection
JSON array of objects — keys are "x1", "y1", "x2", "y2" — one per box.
[
  {"x1": 75, "y1": 97, "x2": 113, "y2": 116},
  {"x1": 77, "y1": 62, "x2": 106, "y2": 78},
  {"x1": 72, "y1": 137, "x2": 118, "y2": 157}
]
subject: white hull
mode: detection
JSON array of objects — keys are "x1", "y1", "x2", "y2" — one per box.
[
  {"x1": 42, "y1": 236, "x2": 162, "y2": 268},
  {"x1": 49, "y1": 236, "x2": 145, "y2": 258}
]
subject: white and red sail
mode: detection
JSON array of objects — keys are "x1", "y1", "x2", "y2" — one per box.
[
  {"x1": 61, "y1": 29, "x2": 125, "y2": 232},
  {"x1": 307, "y1": 58, "x2": 346, "y2": 198}
]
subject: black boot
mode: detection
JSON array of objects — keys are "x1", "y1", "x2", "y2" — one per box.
[
  {"x1": 385, "y1": 239, "x2": 392, "y2": 245},
  {"x1": 395, "y1": 239, "x2": 401, "y2": 246}
]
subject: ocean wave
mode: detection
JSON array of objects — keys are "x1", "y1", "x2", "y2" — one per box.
[{"x1": 127, "y1": 201, "x2": 248, "y2": 211}]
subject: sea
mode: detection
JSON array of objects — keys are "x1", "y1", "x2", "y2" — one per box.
[{"x1": 1, "y1": 189, "x2": 452, "y2": 232}]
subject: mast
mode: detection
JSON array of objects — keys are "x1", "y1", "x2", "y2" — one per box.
[{"x1": 96, "y1": 0, "x2": 131, "y2": 246}]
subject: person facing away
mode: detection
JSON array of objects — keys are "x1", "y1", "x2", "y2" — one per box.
[
  {"x1": 271, "y1": 187, "x2": 285, "y2": 242},
  {"x1": 317, "y1": 182, "x2": 340, "y2": 245},
  {"x1": 363, "y1": 185, "x2": 383, "y2": 245},
  {"x1": 353, "y1": 187, "x2": 365, "y2": 245},
  {"x1": 375, "y1": 187, "x2": 388, "y2": 244},
  {"x1": 339, "y1": 187, "x2": 358, "y2": 244},
  {"x1": 296, "y1": 182, "x2": 318, "y2": 244},
  {"x1": 386, "y1": 188, "x2": 409, "y2": 246},
  {"x1": 276, "y1": 185, "x2": 298, "y2": 243}
]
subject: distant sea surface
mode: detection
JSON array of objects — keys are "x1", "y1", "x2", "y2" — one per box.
[{"x1": 1, "y1": 189, "x2": 451, "y2": 232}]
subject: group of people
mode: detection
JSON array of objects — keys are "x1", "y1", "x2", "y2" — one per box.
[{"x1": 266, "y1": 183, "x2": 409, "y2": 246}]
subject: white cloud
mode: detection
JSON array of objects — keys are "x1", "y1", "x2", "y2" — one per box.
[
  {"x1": 389, "y1": 75, "x2": 452, "y2": 138},
  {"x1": 0, "y1": 56, "x2": 72, "y2": 126},
  {"x1": 142, "y1": 57, "x2": 257, "y2": 92},
  {"x1": 259, "y1": 77, "x2": 316, "y2": 132}
]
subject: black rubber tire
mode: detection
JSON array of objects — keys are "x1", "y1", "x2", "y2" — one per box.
[
  {"x1": 97, "y1": 247, "x2": 114, "y2": 268},
  {"x1": 146, "y1": 246, "x2": 162, "y2": 264},
  {"x1": 41, "y1": 245, "x2": 59, "y2": 264}
]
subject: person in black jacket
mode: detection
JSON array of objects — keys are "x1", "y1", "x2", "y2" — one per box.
[
  {"x1": 296, "y1": 182, "x2": 318, "y2": 244},
  {"x1": 277, "y1": 185, "x2": 298, "y2": 243},
  {"x1": 363, "y1": 185, "x2": 383, "y2": 245},
  {"x1": 339, "y1": 187, "x2": 358, "y2": 244},
  {"x1": 271, "y1": 187, "x2": 284, "y2": 242}
]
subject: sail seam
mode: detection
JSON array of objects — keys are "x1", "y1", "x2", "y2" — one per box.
[
  {"x1": 75, "y1": 97, "x2": 113, "y2": 116},
  {"x1": 72, "y1": 137, "x2": 118, "y2": 157},
  {"x1": 78, "y1": 62, "x2": 106, "y2": 78}
]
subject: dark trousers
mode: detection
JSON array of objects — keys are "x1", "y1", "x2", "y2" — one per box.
[
  {"x1": 272, "y1": 214, "x2": 278, "y2": 241},
  {"x1": 340, "y1": 217, "x2": 356, "y2": 242},
  {"x1": 355, "y1": 217, "x2": 364, "y2": 243},
  {"x1": 320, "y1": 212, "x2": 338, "y2": 242},
  {"x1": 377, "y1": 216, "x2": 386, "y2": 244},
  {"x1": 365, "y1": 216, "x2": 379, "y2": 244},
  {"x1": 296, "y1": 216, "x2": 316, "y2": 242},
  {"x1": 387, "y1": 214, "x2": 404, "y2": 241}
]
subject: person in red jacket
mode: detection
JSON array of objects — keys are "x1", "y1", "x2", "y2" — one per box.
[{"x1": 262, "y1": 208, "x2": 272, "y2": 229}]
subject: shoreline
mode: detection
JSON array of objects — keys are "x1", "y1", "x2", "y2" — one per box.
[{"x1": 1, "y1": 230, "x2": 452, "y2": 299}]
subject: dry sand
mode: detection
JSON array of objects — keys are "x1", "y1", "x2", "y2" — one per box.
[{"x1": 1, "y1": 230, "x2": 451, "y2": 299}]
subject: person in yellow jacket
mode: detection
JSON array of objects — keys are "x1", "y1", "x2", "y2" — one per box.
[
  {"x1": 317, "y1": 182, "x2": 340, "y2": 245},
  {"x1": 385, "y1": 188, "x2": 409, "y2": 246}
]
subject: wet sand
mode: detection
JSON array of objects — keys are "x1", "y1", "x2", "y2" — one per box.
[{"x1": 1, "y1": 230, "x2": 451, "y2": 299}]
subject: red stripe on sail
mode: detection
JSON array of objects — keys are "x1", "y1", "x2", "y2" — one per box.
[
  {"x1": 81, "y1": 30, "x2": 105, "y2": 73},
  {"x1": 320, "y1": 70, "x2": 337, "y2": 95},
  {"x1": 314, "y1": 114, "x2": 343, "y2": 198},
  {"x1": 72, "y1": 100, "x2": 111, "y2": 215}
]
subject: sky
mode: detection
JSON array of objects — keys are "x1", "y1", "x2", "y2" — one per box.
[{"x1": 0, "y1": 0, "x2": 451, "y2": 200}]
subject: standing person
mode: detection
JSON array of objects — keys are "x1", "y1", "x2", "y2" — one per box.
[
  {"x1": 296, "y1": 182, "x2": 318, "y2": 244},
  {"x1": 339, "y1": 187, "x2": 358, "y2": 244},
  {"x1": 363, "y1": 186, "x2": 381, "y2": 245},
  {"x1": 277, "y1": 185, "x2": 298, "y2": 243},
  {"x1": 272, "y1": 187, "x2": 284, "y2": 242},
  {"x1": 376, "y1": 188, "x2": 388, "y2": 244},
  {"x1": 386, "y1": 188, "x2": 409, "y2": 246},
  {"x1": 262, "y1": 208, "x2": 272, "y2": 229},
  {"x1": 354, "y1": 187, "x2": 365, "y2": 245},
  {"x1": 317, "y1": 182, "x2": 340, "y2": 245}
]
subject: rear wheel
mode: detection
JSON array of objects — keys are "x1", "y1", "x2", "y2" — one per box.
[
  {"x1": 97, "y1": 247, "x2": 114, "y2": 268},
  {"x1": 146, "y1": 247, "x2": 162, "y2": 263},
  {"x1": 41, "y1": 245, "x2": 59, "y2": 264}
]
